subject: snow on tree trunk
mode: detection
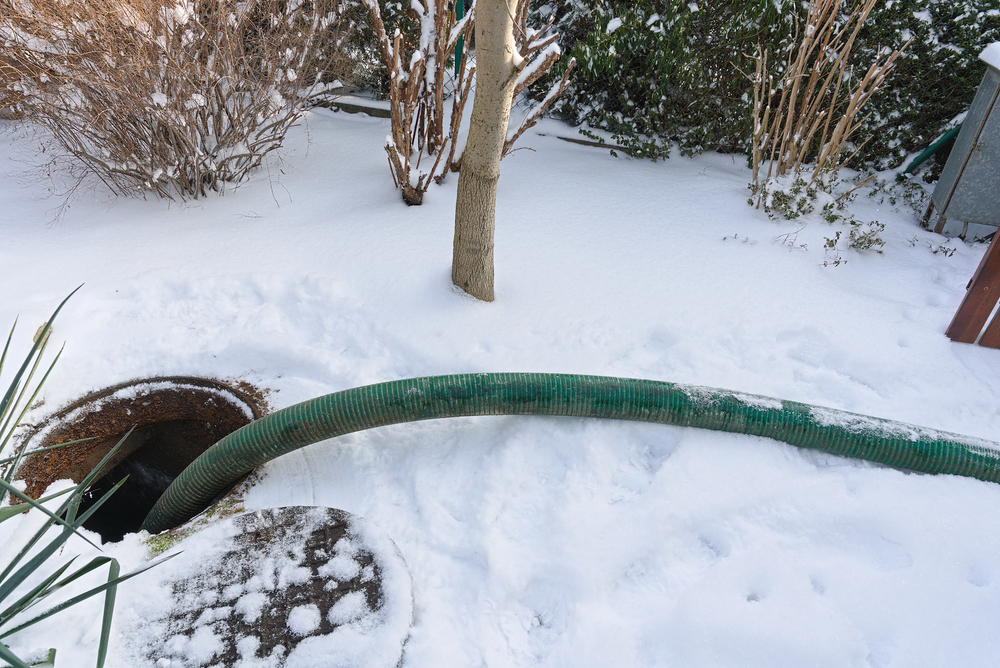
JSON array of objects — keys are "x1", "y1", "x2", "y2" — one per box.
[{"x1": 451, "y1": 0, "x2": 518, "y2": 302}]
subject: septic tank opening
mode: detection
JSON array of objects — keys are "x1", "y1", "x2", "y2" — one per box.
[{"x1": 13, "y1": 377, "x2": 267, "y2": 543}]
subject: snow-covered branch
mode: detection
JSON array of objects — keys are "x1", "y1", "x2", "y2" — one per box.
[
  {"x1": 504, "y1": 56, "x2": 575, "y2": 158},
  {"x1": 1, "y1": 0, "x2": 356, "y2": 200},
  {"x1": 500, "y1": 0, "x2": 573, "y2": 159},
  {"x1": 364, "y1": 0, "x2": 475, "y2": 204}
]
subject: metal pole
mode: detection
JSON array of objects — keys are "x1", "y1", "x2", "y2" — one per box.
[{"x1": 455, "y1": 0, "x2": 464, "y2": 78}]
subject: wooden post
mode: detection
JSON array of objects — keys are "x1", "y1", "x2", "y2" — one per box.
[{"x1": 945, "y1": 232, "x2": 1000, "y2": 343}]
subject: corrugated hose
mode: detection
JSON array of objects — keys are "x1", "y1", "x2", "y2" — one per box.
[{"x1": 141, "y1": 373, "x2": 1000, "y2": 534}]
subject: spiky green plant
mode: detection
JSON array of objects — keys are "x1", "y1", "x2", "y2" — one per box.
[{"x1": 0, "y1": 288, "x2": 167, "y2": 668}]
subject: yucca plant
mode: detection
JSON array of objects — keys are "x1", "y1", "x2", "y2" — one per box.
[{"x1": 0, "y1": 288, "x2": 166, "y2": 668}]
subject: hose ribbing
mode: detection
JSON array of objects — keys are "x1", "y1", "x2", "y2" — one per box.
[{"x1": 141, "y1": 373, "x2": 1000, "y2": 533}]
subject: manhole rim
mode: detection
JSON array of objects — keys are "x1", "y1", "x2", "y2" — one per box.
[{"x1": 11, "y1": 375, "x2": 268, "y2": 501}]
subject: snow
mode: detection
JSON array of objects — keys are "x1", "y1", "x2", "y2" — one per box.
[
  {"x1": 287, "y1": 605, "x2": 321, "y2": 636},
  {"x1": 3, "y1": 106, "x2": 1000, "y2": 667},
  {"x1": 327, "y1": 591, "x2": 370, "y2": 625},
  {"x1": 236, "y1": 592, "x2": 270, "y2": 623},
  {"x1": 980, "y1": 41, "x2": 1000, "y2": 71}
]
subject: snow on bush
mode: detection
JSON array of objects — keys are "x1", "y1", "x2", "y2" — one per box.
[
  {"x1": 0, "y1": 0, "x2": 356, "y2": 199},
  {"x1": 528, "y1": 0, "x2": 1000, "y2": 172}
]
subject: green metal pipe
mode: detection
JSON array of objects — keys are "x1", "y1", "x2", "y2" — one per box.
[
  {"x1": 903, "y1": 124, "x2": 963, "y2": 174},
  {"x1": 454, "y1": 0, "x2": 464, "y2": 78},
  {"x1": 141, "y1": 373, "x2": 1000, "y2": 534}
]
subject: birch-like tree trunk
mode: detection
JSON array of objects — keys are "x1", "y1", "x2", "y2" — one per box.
[{"x1": 451, "y1": 0, "x2": 518, "y2": 302}]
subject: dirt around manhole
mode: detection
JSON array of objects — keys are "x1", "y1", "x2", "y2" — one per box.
[{"x1": 12, "y1": 376, "x2": 269, "y2": 542}]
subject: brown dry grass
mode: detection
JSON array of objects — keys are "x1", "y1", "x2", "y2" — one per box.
[
  {"x1": 1, "y1": 0, "x2": 357, "y2": 199},
  {"x1": 0, "y1": 54, "x2": 27, "y2": 117}
]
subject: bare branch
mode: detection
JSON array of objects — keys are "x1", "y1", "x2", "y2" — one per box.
[
  {"x1": 363, "y1": 0, "x2": 475, "y2": 204},
  {"x1": 504, "y1": 57, "x2": 574, "y2": 158},
  {"x1": 1, "y1": 0, "x2": 358, "y2": 200}
]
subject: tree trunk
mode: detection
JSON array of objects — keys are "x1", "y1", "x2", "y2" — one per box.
[{"x1": 452, "y1": 0, "x2": 518, "y2": 302}]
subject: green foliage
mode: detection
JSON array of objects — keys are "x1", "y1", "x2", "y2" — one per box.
[
  {"x1": 748, "y1": 173, "x2": 885, "y2": 265},
  {"x1": 749, "y1": 175, "x2": 818, "y2": 220},
  {"x1": 345, "y1": 0, "x2": 420, "y2": 97},
  {"x1": 0, "y1": 290, "x2": 166, "y2": 668},
  {"x1": 852, "y1": 0, "x2": 1000, "y2": 171},
  {"x1": 748, "y1": 173, "x2": 865, "y2": 224},
  {"x1": 821, "y1": 219, "x2": 885, "y2": 266},
  {"x1": 143, "y1": 532, "x2": 186, "y2": 558},
  {"x1": 534, "y1": 0, "x2": 796, "y2": 159},
  {"x1": 528, "y1": 0, "x2": 999, "y2": 169},
  {"x1": 848, "y1": 220, "x2": 886, "y2": 252},
  {"x1": 866, "y1": 172, "x2": 932, "y2": 214}
]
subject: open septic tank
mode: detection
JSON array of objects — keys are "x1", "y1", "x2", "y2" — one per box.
[
  {"x1": 12, "y1": 376, "x2": 266, "y2": 542},
  {"x1": 10, "y1": 378, "x2": 414, "y2": 667},
  {"x1": 925, "y1": 43, "x2": 1000, "y2": 235}
]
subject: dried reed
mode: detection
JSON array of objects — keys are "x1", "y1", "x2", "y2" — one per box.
[
  {"x1": 362, "y1": 0, "x2": 475, "y2": 205},
  {"x1": 750, "y1": 0, "x2": 909, "y2": 206}
]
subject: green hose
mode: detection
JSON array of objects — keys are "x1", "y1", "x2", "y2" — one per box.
[
  {"x1": 141, "y1": 373, "x2": 1000, "y2": 534},
  {"x1": 903, "y1": 124, "x2": 962, "y2": 174}
]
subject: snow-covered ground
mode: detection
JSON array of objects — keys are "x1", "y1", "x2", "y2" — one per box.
[{"x1": 3, "y1": 107, "x2": 1000, "y2": 667}]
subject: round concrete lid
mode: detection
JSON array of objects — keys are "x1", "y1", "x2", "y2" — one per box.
[{"x1": 120, "y1": 506, "x2": 412, "y2": 668}]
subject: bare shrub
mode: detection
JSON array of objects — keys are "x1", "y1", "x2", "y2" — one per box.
[
  {"x1": 362, "y1": 0, "x2": 475, "y2": 206},
  {"x1": 1, "y1": 0, "x2": 355, "y2": 200},
  {"x1": 362, "y1": 0, "x2": 573, "y2": 206},
  {"x1": 503, "y1": 0, "x2": 575, "y2": 158},
  {"x1": 0, "y1": 55, "x2": 20, "y2": 117},
  {"x1": 749, "y1": 0, "x2": 909, "y2": 209}
]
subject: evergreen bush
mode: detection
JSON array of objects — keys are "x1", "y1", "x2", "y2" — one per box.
[
  {"x1": 529, "y1": 0, "x2": 1000, "y2": 171},
  {"x1": 534, "y1": 0, "x2": 796, "y2": 159},
  {"x1": 852, "y1": 0, "x2": 1000, "y2": 172}
]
